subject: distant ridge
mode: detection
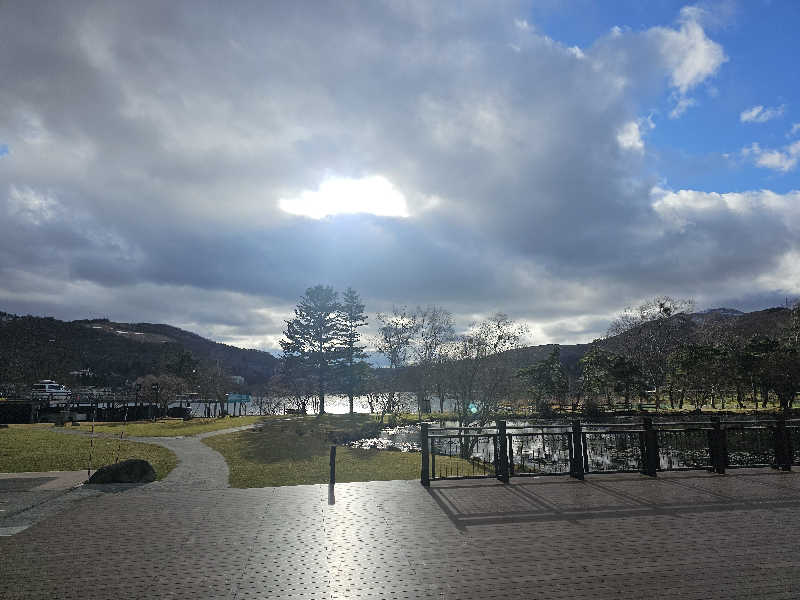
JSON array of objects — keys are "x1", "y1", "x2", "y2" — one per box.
[{"x1": 0, "y1": 311, "x2": 278, "y2": 387}]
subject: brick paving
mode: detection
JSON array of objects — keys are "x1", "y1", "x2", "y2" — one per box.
[{"x1": 1, "y1": 469, "x2": 799, "y2": 599}]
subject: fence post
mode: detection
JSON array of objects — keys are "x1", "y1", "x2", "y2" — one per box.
[
  {"x1": 430, "y1": 436, "x2": 436, "y2": 480},
  {"x1": 329, "y1": 445, "x2": 336, "y2": 484},
  {"x1": 774, "y1": 417, "x2": 792, "y2": 471},
  {"x1": 642, "y1": 417, "x2": 659, "y2": 477},
  {"x1": 570, "y1": 420, "x2": 584, "y2": 480},
  {"x1": 709, "y1": 417, "x2": 726, "y2": 474},
  {"x1": 420, "y1": 422, "x2": 430, "y2": 487},
  {"x1": 497, "y1": 420, "x2": 509, "y2": 483}
]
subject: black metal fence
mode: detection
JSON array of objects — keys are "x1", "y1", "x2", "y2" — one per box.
[{"x1": 420, "y1": 417, "x2": 797, "y2": 486}]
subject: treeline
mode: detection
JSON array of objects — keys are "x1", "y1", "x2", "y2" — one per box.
[
  {"x1": 267, "y1": 284, "x2": 531, "y2": 425},
  {"x1": 270, "y1": 289, "x2": 800, "y2": 422},
  {"x1": 577, "y1": 298, "x2": 800, "y2": 412}
]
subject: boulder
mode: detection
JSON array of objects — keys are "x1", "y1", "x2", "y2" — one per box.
[{"x1": 88, "y1": 459, "x2": 157, "y2": 484}]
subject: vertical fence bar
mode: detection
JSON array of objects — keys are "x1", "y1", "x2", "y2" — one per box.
[
  {"x1": 430, "y1": 437, "x2": 436, "y2": 479},
  {"x1": 509, "y1": 434, "x2": 516, "y2": 476},
  {"x1": 642, "y1": 417, "x2": 659, "y2": 476},
  {"x1": 570, "y1": 420, "x2": 584, "y2": 480},
  {"x1": 497, "y1": 421, "x2": 509, "y2": 483},
  {"x1": 421, "y1": 423, "x2": 430, "y2": 486}
]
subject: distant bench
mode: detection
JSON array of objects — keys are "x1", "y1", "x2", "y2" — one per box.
[{"x1": 284, "y1": 408, "x2": 306, "y2": 415}]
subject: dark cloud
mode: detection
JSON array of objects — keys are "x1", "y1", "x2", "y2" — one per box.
[{"x1": 0, "y1": 1, "x2": 795, "y2": 350}]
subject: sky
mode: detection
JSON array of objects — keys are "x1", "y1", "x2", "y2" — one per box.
[{"x1": 1, "y1": 0, "x2": 799, "y2": 353}]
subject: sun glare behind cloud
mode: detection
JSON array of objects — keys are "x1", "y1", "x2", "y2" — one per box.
[{"x1": 279, "y1": 175, "x2": 410, "y2": 219}]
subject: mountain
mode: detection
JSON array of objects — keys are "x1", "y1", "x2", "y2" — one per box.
[
  {"x1": 0, "y1": 311, "x2": 278, "y2": 387},
  {"x1": 510, "y1": 306, "x2": 793, "y2": 373}
]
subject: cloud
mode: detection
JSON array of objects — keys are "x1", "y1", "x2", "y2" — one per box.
[
  {"x1": 669, "y1": 95, "x2": 696, "y2": 119},
  {"x1": 649, "y1": 8, "x2": 728, "y2": 95},
  {"x1": 740, "y1": 104, "x2": 786, "y2": 123},
  {"x1": 5, "y1": 1, "x2": 793, "y2": 352},
  {"x1": 742, "y1": 141, "x2": 800, "y2": 172},
  {"x1": 789, "y1": 123, "x2": 800, "y2": 137}
]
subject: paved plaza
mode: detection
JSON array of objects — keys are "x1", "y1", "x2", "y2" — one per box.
[{"x1": 1, "y1": 466, "x2": 799, "y2": 599}]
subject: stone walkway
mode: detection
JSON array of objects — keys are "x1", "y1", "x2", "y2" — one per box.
[
  {"x1": 1, "y1": 469, "x2": 799, "y2": 599},
  {"x1": 0, "y1": 424, "x2": 256, "y2": 536}
]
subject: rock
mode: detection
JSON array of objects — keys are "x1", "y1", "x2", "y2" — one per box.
[{"x1": 88, "y1": 459, "x2": 157, "y2": 484}]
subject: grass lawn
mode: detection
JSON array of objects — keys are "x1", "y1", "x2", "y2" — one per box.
[
  {"x1": 0, "y1": 428, "x2": 177, "y2": 479},
  {"x1": 9, "y1": 415, "x2": 267, "y2": 437},
  {"x1": 204, "y1": 413, "x2": 476, "y2": 487}
]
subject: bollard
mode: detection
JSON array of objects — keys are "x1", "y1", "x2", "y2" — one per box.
[
  {"x1": 420, "y1": 423, "x2": 430, "y2": 486},
  {"x1": 570, "y1": 420, "x2": 585, "y2": 480},
  {"x1": 642, "y1": 417, "x2": 659, "y2": 477},
  {"x1": 774, "y1": 417, "x2": 792, "y2": 471},
  {"x1": 329, "y1": 445, "x2": 336, "y2": 485},
  {"x1": 497, "y1": 421, "x2": 509, "y2": 483},
  {"x1": 708, "y1": 417, "x2": 726, "y2": 474}
]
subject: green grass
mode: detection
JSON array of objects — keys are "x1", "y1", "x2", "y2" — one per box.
[
  {"x1": 0, "y1": 428, "x2": 177, "y2": 479},
  {"x1": 204, "y1": 413, "x2": 476, "y2": 487},
  {"x1": 10, "y1": 416, "x2": 268, "y2": 437}
]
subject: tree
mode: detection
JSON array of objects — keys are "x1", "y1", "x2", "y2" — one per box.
[
  {"x1": 518, "y1": 346, "x2": 569, "y2": 412},
  {"x1": 578, "y1": 344, "x2": 615, "y2": 408},
  {"x1": 280, "y1": 285, "x2": 342, "y2": 415},
  {"x1": 447, "y1": 314, "x2": 529, "y2": 427},
  {"x1": 606, "y1": 296, "x2": 694, "y2": 409},
  {"x1": 339, "y1": 287, "x2": 368, "y2": 414},
  {"x1": 134, "y1": 373, "x2": 187, "y2": 417},
  {"x1": 374, "y1": 307, "x2": 418, "y2": 423},
  {"x1": 410, "y1": 305, "x2": 455, "y2": 415}
]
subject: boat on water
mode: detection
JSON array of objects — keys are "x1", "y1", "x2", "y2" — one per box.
[{"x1": 31, "y1": 380, "x2": 72, "y2": 403}]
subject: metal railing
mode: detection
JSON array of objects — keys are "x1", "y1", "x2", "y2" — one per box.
[{"x1": 421, "y1": 417, "x2": 796, "y2": 486}]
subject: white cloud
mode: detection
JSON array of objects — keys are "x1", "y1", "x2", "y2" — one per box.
[
  {"x1": 742, "y1": 140, "x2": 800, "y2": 172},
  {"x1": 514, "y1": 18, "x2": 531, "y2": 31},
  {"x1": 740, "y1": 104, "x2": 786, "y2": 123},
  {"x1": 278, "y1": 175, "x2": 410, "y2": 220},
  {"x1": 669, "y1": 95, "x2": 696, "y2": 119},
  {"x1": 789, "y1": 123, "x2": 800, "y2": 137},
  {"x1": 617, "y1": 121, "x2": 644, "y2": 152},
  {"x1": 617, "y1": 116, "x2": 655, "y2": 152},
  {"x1": 649, "y1": 9, "x2": 727, "y2": 95}
]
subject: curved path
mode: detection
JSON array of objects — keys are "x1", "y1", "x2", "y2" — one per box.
[
  {"x1": 1, "y1": 423, "x2": 258, "y2": 534},
  {"x1": 135, "y1": 423, "x2": 256, "y2": 490}
]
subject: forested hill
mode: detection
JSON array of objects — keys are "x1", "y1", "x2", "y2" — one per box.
[
  {"x1": 0, "y1": 311, "x2": 278, "y2": 387},
  {"x1": 509, "y1": 306, "x2": 792, "y2": 373}
]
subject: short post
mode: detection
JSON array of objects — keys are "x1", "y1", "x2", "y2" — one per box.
[
  {"x1": 570, "y1": 420, "x2": 584, "y2": 480},
  {"x1": 709, "y1": 417, "x2": 726, "y2": 474},
  {"x1": 774, "y1": 417, "x2": 792, "y2": 471},
  {"x1": 329, "y1": 445, "x2": 336, "y2": 484},
  {"x1": 497, "y1": 420, "x2": 509, "y2": 483},
  {"x1": 642, "y1": 417, "x2": 659, "y2": 477},
  {"x1": 420, "y1": 423, "x2": 430, "y2": 487}
]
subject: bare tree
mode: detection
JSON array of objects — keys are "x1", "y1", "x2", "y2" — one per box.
[
  {"x1": 446, "y1": 313, "x2": 529, "y2": 428},
  {"x1": 606, "y1": 296, "x2": 694, "y2": 409},
  {"x1": 410, "y1": 305, "x2": 455, "y2": 415},
  {"x1": 374, "y1": 307, "x2": 418, "y2": 423}
]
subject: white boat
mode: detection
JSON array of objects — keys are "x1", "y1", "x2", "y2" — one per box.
[{"x1": 31, "y1": 380, "x2": 72, "y2": 403}]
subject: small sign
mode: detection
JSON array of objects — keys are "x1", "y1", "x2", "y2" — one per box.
[{"x1": 227, "y1": 393, "x2": 251, "y2": 403}]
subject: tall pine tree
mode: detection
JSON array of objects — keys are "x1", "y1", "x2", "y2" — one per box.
[
  {"x1": 280, "y1": 285, "x2": 342, "y2": 415},
  {"x1": 340, "y1": 287, "x2": 368, "y2": 414}
]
